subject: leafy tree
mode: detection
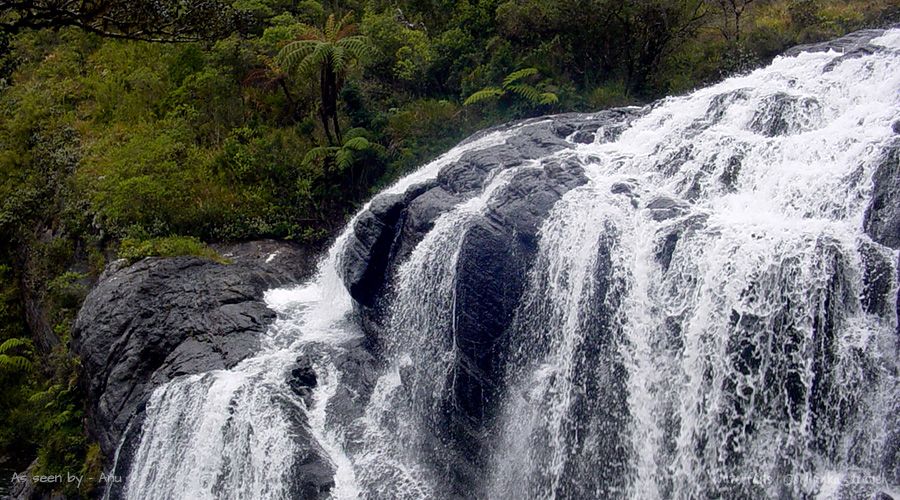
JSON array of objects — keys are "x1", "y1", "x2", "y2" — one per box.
[
  {"x1": 0, "y1": 0, "x2": 245, "y2": 42},
  {"x1": 464, "y1": 67, "x2": 558, "y2": 108},
  {"x1": 611, "y1": 0, "x2": 708, "y2": 94},
  {"x1": 711, "y1": 0, "x2": 758, "y2": 42},
  {"x1": 277, "y1": 12, "x2": 371, "y2": 144}
]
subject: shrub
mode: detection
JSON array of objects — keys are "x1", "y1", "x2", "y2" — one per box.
[
  {"x1": 117, "y1": 236, "x2": 226, "y2": 264},
  {"x1": 589, "y1": 81, "x2": 633, "y2": 109}
]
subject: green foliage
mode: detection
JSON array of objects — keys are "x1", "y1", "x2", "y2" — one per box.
[
  {"x1": 0, "y1": 337, "x2": 33, "y2": 372},
  {"x1": 47, "y1": 270, "x2": 85, "y2": 298},
  {"x1": 464, "y1": 67, "x2": 558, "y2": 110},
  {"x1": 28, "y1": 354, "x2": 93, "y2": 497},
  {"x1": 360, "y1": 9, "x2": 434, "y2": 86},
  {"x1": 118, "y1": 236, "x2": 226, "y2": 264},
  {"x1": 589, "y1": 81, "x2": 634, "y2": 109}
]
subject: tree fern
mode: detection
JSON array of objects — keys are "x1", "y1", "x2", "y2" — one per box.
[
  {"x1": 335, "y1": 149, "x2": 355, "y2": 171},
  {"x1": 464, "y1": 68, "x2": 558, "y2": 109},
  {"x1": 276, "y1": 12, "x2": 372, "y2": 144}
]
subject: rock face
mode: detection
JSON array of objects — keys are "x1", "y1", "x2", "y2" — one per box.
[
  {"x1": 337, "y1": 110, "x2": 641, "y2": 482},
  {"x1": 71, "y1": 240, "x2": 316, "y2": 460},
  {"x1": 865, "y1": 137, "x2": 900, "y2": 250},
  {"x1": 341, "y1": 110, "x2": 640, "y2": 326},
  {"x1": 784, "y1": 26, "x2": 890, "y2": 57}
]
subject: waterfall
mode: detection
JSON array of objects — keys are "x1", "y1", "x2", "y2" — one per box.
[
  {"x1": 116, "y1": 127, "x2": 518, "y2": 499},
  {"x1": 117, "y1": 28, "x2": 900, "y2": 499}
]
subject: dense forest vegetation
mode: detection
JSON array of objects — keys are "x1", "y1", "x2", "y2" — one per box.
[{"x1": 1, "y1": 0, "x2": 897, "y2": 496}]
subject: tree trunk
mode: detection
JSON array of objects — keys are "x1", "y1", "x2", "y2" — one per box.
[
  {"x1": 319, "y1": 67, "x2": 335, "y2": 145},
  {"x1": 328, "y1": 66, "x2": 342, "y2": 144}
]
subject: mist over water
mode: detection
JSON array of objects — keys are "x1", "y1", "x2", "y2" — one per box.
[{"x1": 119, "y1": 29, "x2": 900, "y2": 499}]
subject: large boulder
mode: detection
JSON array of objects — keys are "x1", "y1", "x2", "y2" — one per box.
[
  {"x1": 337, "y1": 111, "x2": 641, "y2": 490},
  {"x1": 71, "y1": 240, "x2": 316, "y2": 460},
  {"x1": 340, "y1": 110, "x2": 641, "y2": 333},
  {"x1": 449, "y1": 159, "x2": 589, "y2": 425}
]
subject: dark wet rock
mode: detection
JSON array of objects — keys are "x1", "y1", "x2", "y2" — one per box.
[
  {"x1": 550, "y1": 110, "x2": 641, "y2": 144},
  {"x1": 657, "y1": 232, "x2": 681, "y2": 273},
  {"x1": 278, "y1": 402, "x2": 335, "y2": 500},
  {"x1": 290, "y1": 355, "x2": 318, "y2": 407},
  {"x1": 657, "y1": 144, "x2": 695, "y2": 176},
  {"x1": 558, "y1": 231, "x2": 631, "y2": 498},
  {"x1": 611, "y1": 181, "x2": 635, "y2": 195},
  {"x1": 71, "y1": 240, "x2": 315, "y2": 460},
  {"x1": 750, "y1": 93, "x2": 822, "y2": 137},
  {"x1": 449, "y1": 160, "x2": 589, "y2": 423},
  {"x1": 822, "y1": 45, "x2": 880, "y2": 72},
  {"x1": 398, "y1": 187, "x2": 463, "y2": 255},
  {"x1": 611, "y1": 180, "x2": 640, "y2": 207},
  {"x1": 893, "y1": 120, "x2": 900, "y2": 135},
  {"x1": 784, "y1": 25, "x2": 900, "y2": 74},
  {"x1": 864, "y1": 138, "x2": 900, "y2": 249},
  {"x1": 720, "y1": 152, "x2": 743, "y2": 191},
  {"x1": 655, "y1": 214, "x2": 708, "y2": 273},
  {"x1": 338, "y1": 116, "x2": 598, "y2": 490},
  {"x1": 858, "y1": 240, "x2": 895, "y2": 317},
  {"x1": 341, "y1": 193, "x2": 411, "y2": 308},
  {"x1": 292, "y1": 452, "x2": 335, "y2": 500},
  {"x1": 340, "y1": 110, "x2": 641, "y2": 330},
  {"x1": 707, "y1": 89, "x2": 751, "y2": 124},
  {"x1": 645, "y1": 196, "x2": 691, "y2": 221},
  {"x1": 784, "y1": 27, "x2": 890, "y2": 58}
]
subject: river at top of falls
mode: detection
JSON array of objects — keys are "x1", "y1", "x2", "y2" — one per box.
[{"x1": 118, "y1": 28, "x2": 900, "y2": 500}]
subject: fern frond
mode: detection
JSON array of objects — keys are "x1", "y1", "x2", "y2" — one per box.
[
  {"x1": 336, "y1": 36, "x2": 371, "y2": 59},
  {"x1": 336, "y1": 24, "x2": 357, "y2": 40},
  {"x1": 297, "y1": 44, "x2": 332, "y2": 76},
  {"x1": 538, "y1": 92, "x2": 559, "y2": 105},
  {"x1": 331, "y1": 45, "x2": 344, "y2": 73},
  {"x1": 506, "y1": 83, "x2": 542, "y2": 104},
  {"x1": 324, "y1": 14, "x2": 337, "y2": 41},
  {"x1": 0, "y1": 337, "x2": 31, "y2": 354},
  {"x1": 503, "y1": 67, "x2": 539, "y2": 87},
  {"x1": 304, "y1": 146, "x2": 333, "y2": 166},
  {"x1": 344, "y1": 127, "x2": 370, "y2": 140},
  {"x1": 335, "y1": 12, "x2": 357, "y2": 38},
  {"x1": 335, "y1": 149, "x2": 354, "y2": 171},
  {"x1": 343, "y1": 136, "x2": 371, "y2": 151},
  {"x1": 0, "y1": 354, "x2": 31, "y2": 372},
  {"x1": 277, "y1": 40, "x2": 318, "y2": 69},
  {"x1": 463, "y1": 87, "x2": 504, "y2": 106},
  {"x1": 297, "y1": 23, "x2": 323, "y2": 41}
]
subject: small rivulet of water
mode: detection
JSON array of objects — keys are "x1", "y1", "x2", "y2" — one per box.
[{"x1": 116, "y1": 29, "x2": 900, "y2": 500}]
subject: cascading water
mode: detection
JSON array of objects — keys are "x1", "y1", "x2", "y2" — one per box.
[{"x1": 115, "y1": 28, "x2": 900, "y2": 499}]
